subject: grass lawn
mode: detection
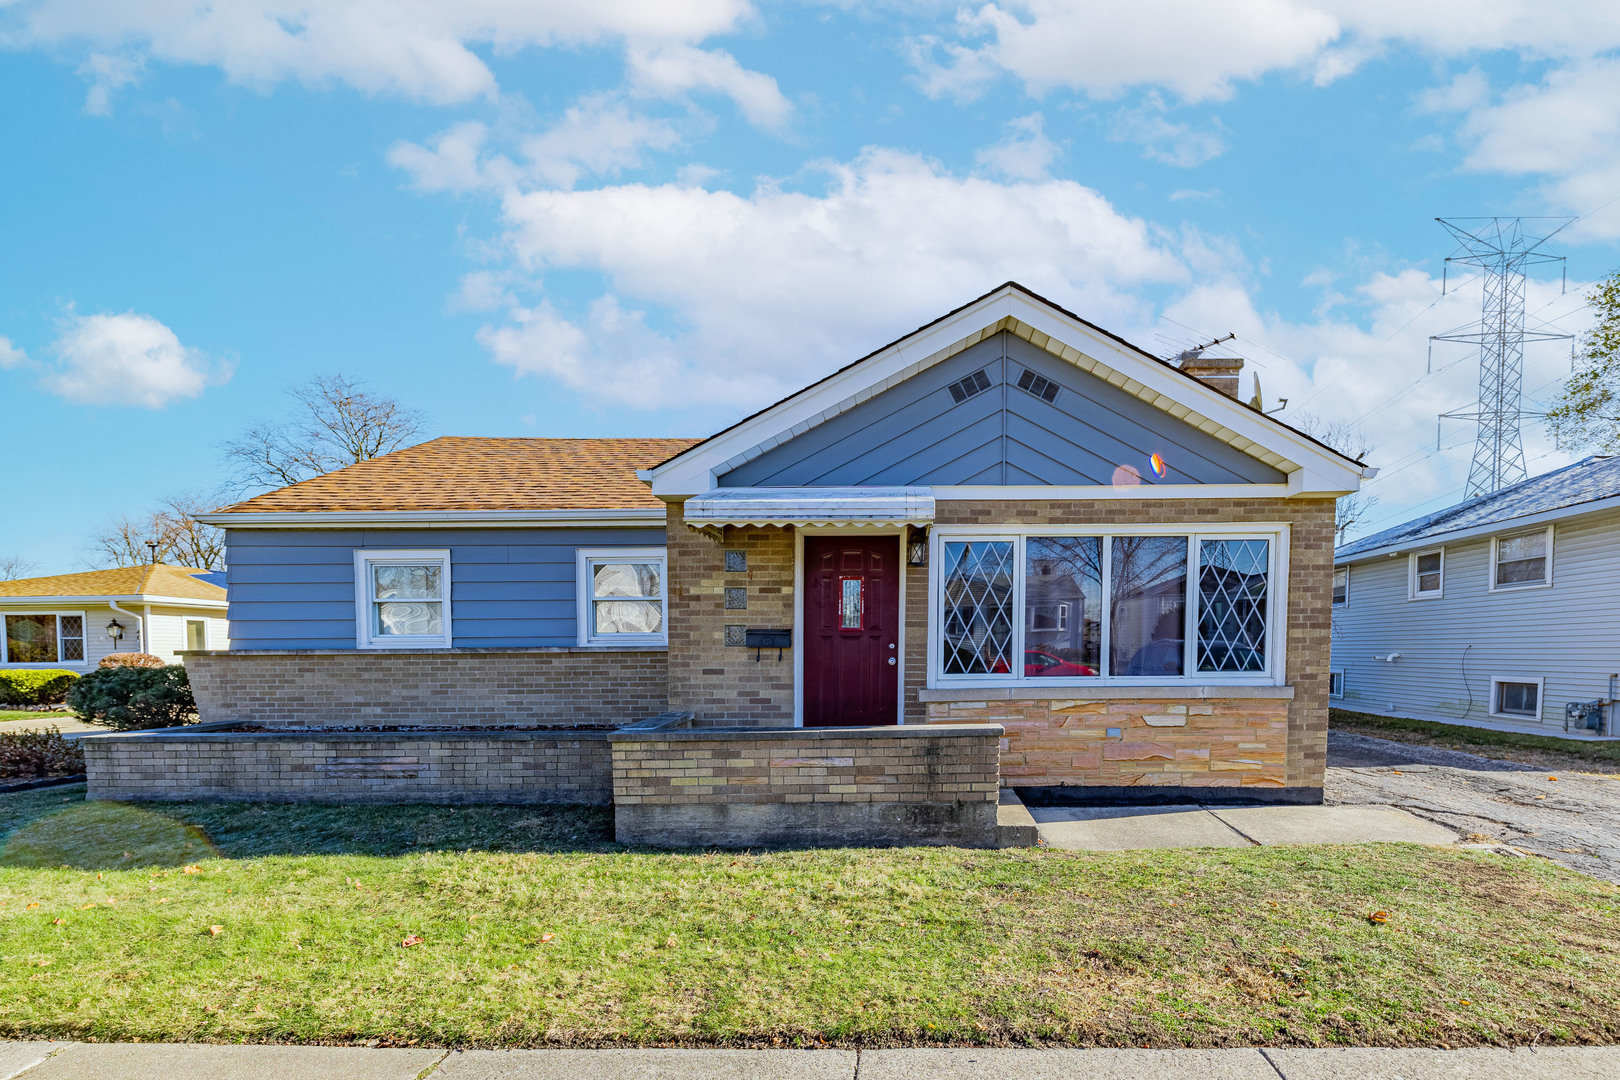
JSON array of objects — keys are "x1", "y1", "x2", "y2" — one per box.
[
  {"x1": 1331, "y1": 709, "x2": 1620, "y2": 774},
  {"x1": 0, "y1": 711, "x2": 68, "y2": 724},
  {"x1": 1, "y1": 786, "x2": 1618, "y2": 1049}
]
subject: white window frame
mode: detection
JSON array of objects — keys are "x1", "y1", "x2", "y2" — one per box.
[
  {"x1": 353, "y1": 549, "x2": 452, "y2": 650},
  {"x1": 576, "y1": 547, "x2": 669, "y2": 648},
  {"x1": 1, "y1": 610, "x2": 90, "y2": 667},
  {"x1": 927, "y1": 523, "x2": 1289, "y2": 689},
  {"x1": 1328, "y1": 669, "x2": 1345, "y2": 699},
  {"x1": 184, "y1": 619, "x2": 208, "y2": 652},
  {"x1": 1332, "y1": 565, "x2": 1348, "y2": 606},
  {"x1": 1489, "y1": 525, "x2": 1554, "y2": 592},
  {"x1": 1408, "y1": 547, "x2": 1445, "y2": 600},
  {"x1": 1489, "y1": 675, "x2": 1544, "y2": 721}
]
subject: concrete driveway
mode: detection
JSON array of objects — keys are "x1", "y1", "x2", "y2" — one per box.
[{"x1": 1326, "y1": 730, "x2": 1620, "y2": 883}]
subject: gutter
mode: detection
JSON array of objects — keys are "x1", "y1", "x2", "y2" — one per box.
[
  {"x1": 1336, "y1": 490, "x2": 1620, "y2": 563},
  {"x1": 105, "y1": 599, "x2": 145, "y2": 655},
  {"x1": 194, "y1": 508, "x2": 667, "y2": 528},
  {"x1": 0, "y1": 594, "x2": 228, "y2": 611}
]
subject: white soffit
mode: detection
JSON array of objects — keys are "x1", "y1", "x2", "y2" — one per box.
[
  {"x1": 649, "y1": 285, "x2": 1364, "y2": 498},
  {"x1": 682, "y1": 486, "x2": 935, "y2": 528}
]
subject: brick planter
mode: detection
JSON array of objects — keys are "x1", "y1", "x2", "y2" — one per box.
[
  {"x1": 609, "y1": 723, "x2": 1003, "y2": 848},
  {"x1": 82, "y1": 724, "x2": 616, "y2": 805}
]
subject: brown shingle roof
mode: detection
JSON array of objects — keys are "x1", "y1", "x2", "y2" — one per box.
[
  {"x1": 0, "y1": 564, "x2": 226, "y2": 602},
  {"x1": 217, "y1": 437, "x2": 699, "y2": 514}
]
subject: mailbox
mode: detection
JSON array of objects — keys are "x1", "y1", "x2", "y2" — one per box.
[{"x1": 744, "y1": 627, "x2": 792, "y2": 661}]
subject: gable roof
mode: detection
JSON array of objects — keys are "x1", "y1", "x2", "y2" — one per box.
[
  {"x1": 1336, "y1": 455, "x2": 1620, "y2": 561},
  {"x1": 648, "y1": 282, "x2": 1367, "y2": 498},
  {"x1": 206, "y1": 437, "x2": 698, "y2": 522},
  {"x1": 0, "y1": 564, "x2": 226, "y2": 604}
]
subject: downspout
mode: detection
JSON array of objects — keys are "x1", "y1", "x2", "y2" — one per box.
[{"x1": 106, "y1": 600, "x2": 145, "y2": 656}]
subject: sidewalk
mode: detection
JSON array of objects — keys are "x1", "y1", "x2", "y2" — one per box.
[
  {"x1": 4, "y1": 1043, "x2": 1618, "y2": 1079},
  {"x1": 1024, "y1": 802, "x2": 1460, "y2": 851}
]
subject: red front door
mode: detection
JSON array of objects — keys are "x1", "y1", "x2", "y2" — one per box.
[{"x1": 803, "y1": 536, "x2": 899, "y2": 727}]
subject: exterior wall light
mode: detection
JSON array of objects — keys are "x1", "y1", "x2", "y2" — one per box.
[
  {"x1": 106, "y1": 619, "x2": 124, "y2": 644},
  {"x1": 907, "y1": 528, "x2": 929, "y2": 567}
]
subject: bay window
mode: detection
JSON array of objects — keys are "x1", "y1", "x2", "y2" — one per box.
[{"x1": 933, "y1": 528, "x2": 1283, "y2": 684}]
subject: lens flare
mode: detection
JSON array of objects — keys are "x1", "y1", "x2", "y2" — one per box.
[{"x1": 1150, "y1": 453, "x2": 1167, "y2": 478}]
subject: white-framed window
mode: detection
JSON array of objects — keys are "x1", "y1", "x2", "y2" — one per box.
[
  {"x1": 1332, "y1": 566, "x2": 1348, "y2": 606},
  {"x1": 576, "y1": 548, "x2": 668, "y2": 647},
  {"x1": 1328, "y1": 669, "x2": 1345, "y2": 698},
  {"x1": 1408, "y1": 548, "x2": 1444, "y2": 599},
  {"x1": 185, "y1": 619, "x2": 208, "y2": 652},
  {"x1": 2, "y1": 612, "x2": 87, "y2": 666},
  {"x1": 353, "y1": 549, "x2": 452, "y2": 649},
  {"x1": 1491, "y1": 526, "x2": 1553, "y2": 591},
  {"x1": 1490, "y1": 675, "x2": 1543, "y2": 720},
  {"x1": 931, "y1": 526, "x2": 1286, "y2": 686}
]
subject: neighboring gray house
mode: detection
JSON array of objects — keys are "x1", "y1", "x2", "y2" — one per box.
[{"x1": 1331, "y1": 455, "x2": 1620, "y2": 735}]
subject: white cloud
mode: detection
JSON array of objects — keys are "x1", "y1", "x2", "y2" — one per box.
[
  {"x1": 0, "y1": 336, "x2": 27, "y2": 368},
  {"x1": 473, "y1": 147, "x2": 1184, "y2": 410},
  {"x1": 1109, "y1": 96, "x2": 1226, "y2": 167},
  {"x1": 626, "y1": 44, "x2": 793, "y2": 130},
  {"x1": 9, "y1": 0, "x2": 754, "y2": 106},
  {"x1": 76, "y1": 51, "x2": 143, "y2": 115},
  {"x1": 974, "y1": 112, "x2": 1060, "y2": 180},
  {"x1": 42, "y1": 312, "x2": 229, "y2": 408},
  {"x1": 911, "y1": 1, "x2": 1620, "y2": 103}
]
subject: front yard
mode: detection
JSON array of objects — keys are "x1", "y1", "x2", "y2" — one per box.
[
  {"x1": 2, "y1": 785, "x2": 1618, "y2": 1049},
  {"x1": 1331, "y1": 709, "x2": 1620, "y2": 774}
]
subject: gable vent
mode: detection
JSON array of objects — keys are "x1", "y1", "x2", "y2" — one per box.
[
  {"x1": 1016, "y1": 368, "x2": 1060, "y2": 403},
  {"x1": 947, "y1": 368, "x2": 993, "y2": 403}
]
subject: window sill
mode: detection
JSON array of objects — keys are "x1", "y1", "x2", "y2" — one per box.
[
  {"x1": 1488, "y1": 582, "x2": 1552, "y2": 593},
  {"x1": 918, "y1": 684, "x2": 1295, "y2": 703}
]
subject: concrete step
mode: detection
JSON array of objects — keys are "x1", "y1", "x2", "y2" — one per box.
[{"x1": 995, "y1": 788, "x2": 1038, "y2": 848}]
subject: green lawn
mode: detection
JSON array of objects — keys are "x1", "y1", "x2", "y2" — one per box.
[
  {"x1": 2, "y1": 786, "x2": 1618, "y2": 1049},
  {"x1": 0, "y1": 711, "x2": 68, "y2": 724},
  {"x1": 1332, "y1": 709, "x2": 1620, "y2": 773}
]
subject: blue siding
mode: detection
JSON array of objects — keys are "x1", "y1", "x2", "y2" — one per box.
[
  {"x1": 224, "y1": 527, "x2": 668, "y2": 650},
  {"x1": 720, "y1": 332, "x2": 1285, "y2": 487}
]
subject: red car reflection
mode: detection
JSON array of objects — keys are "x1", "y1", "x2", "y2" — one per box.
[{"x1": 1023, "y1": 647, "x2": 1097, "y2": 677}]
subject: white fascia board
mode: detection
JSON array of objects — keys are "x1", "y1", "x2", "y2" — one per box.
[
  {"x1": 195, "y1": 509, "x2": 667, "y2": 529},
  {"x1": 932, "y1": 484, "x2": 1294, "y2": 501},
  {"x1": 649, "y1": 286, "x2": 1363, "y2": 498},
  {"x1": 1335, "y1": 493, "x2": 1620, "y2": 563},
  {"x1": 0, "y1": 595, "x2": 229, "y2": 610}
]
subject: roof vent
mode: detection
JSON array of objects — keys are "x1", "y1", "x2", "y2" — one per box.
[
  {"x1": 1016, "y1": 368, "x2": 1059, "y2": 403},
  {"x1": 947, "y1": 369, "x2": 993, "y2": 403}
]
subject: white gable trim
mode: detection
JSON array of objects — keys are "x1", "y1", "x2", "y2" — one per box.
[{"x1": 648, "y1": 286, "x2": 1365, "y2": 498}]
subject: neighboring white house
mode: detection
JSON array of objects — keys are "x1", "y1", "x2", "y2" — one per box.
[
  {"x1": 0, "y1": 564, "x2": 228, "y2": 670},
  {"x1": 1331, "y1": 455, "x2": 1620, "y2": 736}
]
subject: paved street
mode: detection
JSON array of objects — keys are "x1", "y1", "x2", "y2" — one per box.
[{"x1": 3, "y1": 1043, "x2": 1619, "y2": 1080}]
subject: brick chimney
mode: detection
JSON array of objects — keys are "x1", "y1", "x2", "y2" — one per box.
[{"x1": 1177, "y1": 352, "x2": 1243, "y2": 397}]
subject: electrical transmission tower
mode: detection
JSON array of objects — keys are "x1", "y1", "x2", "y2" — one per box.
[{"x1": 1432, "y1": 217, "x2": 1573, "y2": 499}]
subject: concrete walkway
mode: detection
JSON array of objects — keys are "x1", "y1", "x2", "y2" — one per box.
[
  {"x1": 3, "y1": 1043, "x2": 1619, "y2": 1079},
  {"x1": 1027, "y1": 803, "x2": 1459, "y2": 851},
  {"x1": 0, "y1": 715, "x2": 99, "y2": 739}
]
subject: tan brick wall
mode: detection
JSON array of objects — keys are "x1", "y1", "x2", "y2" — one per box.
[
  {"x1": 665, "y1": 502, "x2": 795, "y2": 725},
  {"x1": 928, "y1": 696, "x2": 1290, "y2": 788},
  {"x1": 187, "y1": 648, "x2": 667, "y2": 727},
  {"x1": 611, "y1": 728, "x2": 999, "y2": 806},
  {"x1": 932, "y1": 497, "x2": 1335, "y2": 789},
  {"x1": 84, "y1": 730, "x2": 614, "y2": 804}
]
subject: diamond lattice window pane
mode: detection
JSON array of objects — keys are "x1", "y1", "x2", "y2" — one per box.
[
  {"x1": 1196, "y1": 539, "x2": 1269, "y2": 673},
  {"x1": 941, "y1": 541, "x2": 1014, "y2": 675}
]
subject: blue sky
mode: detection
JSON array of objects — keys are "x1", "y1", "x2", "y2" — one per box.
[{"x1": 3, "y1": 1, "x2": 1620, "y2": 574}]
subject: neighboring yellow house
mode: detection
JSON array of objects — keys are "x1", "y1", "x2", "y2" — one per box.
[{"x1": 0, "y1": 564, "x2": 228, "y2": 670}]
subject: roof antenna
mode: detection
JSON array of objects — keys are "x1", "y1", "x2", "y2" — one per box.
[{"x1": 146, "y1": 541, "x2": 159, "y2": 564}]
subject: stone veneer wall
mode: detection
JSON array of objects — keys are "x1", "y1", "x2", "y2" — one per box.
[
  {"x1": 185, "y1": 648, "x2": 667, "y2": 726},
  {"x1": 84, "y1": 726, "x2": 614, "y2": 805},
  {"x1": 930, "y1": 497, "x2": 1336, "y2": 790},
  {"x1": 664, "y1": 502, "x2": 796, "y2": 725},
  {"x1": 926, "y1": 693, "x2": 1292, "y2": 789},
  {"x1": 610, "y1": 724, "x2": 1001, "y2": 847}
]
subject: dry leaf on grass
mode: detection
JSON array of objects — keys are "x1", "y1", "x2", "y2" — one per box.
[
  {"x1": 26, "y1": 903, "x2": 38, "y2": 909},
  {"x1": 51, "y1": 919, "x2": 64, "y2": 926},
  {"x1": 402, "y1": 935, "x2": 424, "y2": 947},
  {"x1": 182, "y1": 866, "x2": 200, "y2": 875},
  {"x1": 208, "y1": 926, "x2": 224, "y2": 937},
  {"x1": 540, "y1": 933, "x2": 555, "y2": 943},
  {"x1": 1367, "y1": 911, "x2": 1390, "y2": 924}
]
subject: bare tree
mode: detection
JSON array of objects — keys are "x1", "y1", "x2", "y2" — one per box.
[
  {"x1": 1291, "y1": 413, "x2": 1377, "y2": 544},
  {"x1": 0, "y1": 554, "x2": 38, "y2": 581},
  {"x1": 223, "y1": 373, "x2": 425, "y2": 493},
  {"x1": 88, "y1": 491, "x2": 228, "y2": 571}
]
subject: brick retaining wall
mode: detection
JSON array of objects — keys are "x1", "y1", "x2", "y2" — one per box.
[
  {"x1": 83, "y1": 725, "x2": 615, "y2": 805},
  {"x1": 184, "y1": 648, "x2": 667, "y2": 727},
  {"x1": 610, "y1": 724, "x2": 1002, "y2": 847}
]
